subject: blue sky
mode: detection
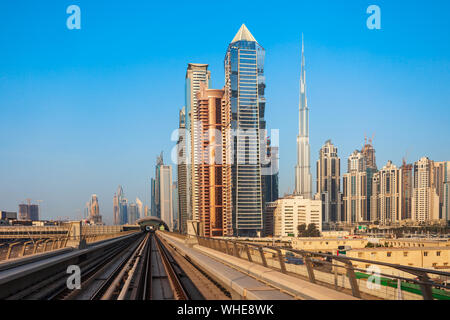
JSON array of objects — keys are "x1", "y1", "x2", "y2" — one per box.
[{"x1": 1, "y1": 0, "x2": 449, "y2": 224}]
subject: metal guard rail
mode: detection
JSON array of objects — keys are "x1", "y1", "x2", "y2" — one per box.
[
  {"x1": 0, "y1": 231, "x2": 138, "y2": 261},
  {"x1": 195, "y1": 236, "x2": 450, "y2": 300}
]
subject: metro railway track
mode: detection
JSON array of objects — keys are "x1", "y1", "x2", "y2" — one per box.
[
  {"x1": 1, "y1": 231, "x2": 203, "y2": 300},
  {"x1": 118, "y1": 231, "x2": 204, "y2": 300}
]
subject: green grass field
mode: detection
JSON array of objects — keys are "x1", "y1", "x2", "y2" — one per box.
[{"x1": 355, "y1": 272, "x2": 450, "y2": 300}]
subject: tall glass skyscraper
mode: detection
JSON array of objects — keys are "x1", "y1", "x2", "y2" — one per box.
[{"x1": 225, "y1": 24, "x2": 265, "y2": 236}]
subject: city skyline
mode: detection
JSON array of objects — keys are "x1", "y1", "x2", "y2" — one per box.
[{"x1": 1, "y1": 1, "x2": 450, "y2": 222}]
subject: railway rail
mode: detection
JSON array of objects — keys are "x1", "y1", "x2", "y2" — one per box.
[{"x1": 0, "y1": 231, "x2": 203, "y2": 300}]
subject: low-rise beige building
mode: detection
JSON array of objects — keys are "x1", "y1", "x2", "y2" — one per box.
[
  {"x1": 291, "y1": 237, "x2": 369, "y2": 252},
  {"x1": 345, "y1": 247, "x2": 450, "y2": 274},
  {"x1": 383, "y1": 238, "x2": 450, "y2": 248},
  {"x1": 273, "y1": 195, "x2": 322, "y2": 238}
]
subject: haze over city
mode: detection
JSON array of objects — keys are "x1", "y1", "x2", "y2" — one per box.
[{"x1": 1, "y1": 1, "x2": 449, "y2": 223}]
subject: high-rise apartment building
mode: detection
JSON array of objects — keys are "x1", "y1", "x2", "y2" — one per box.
[
  {"x1": 400, "y1": 161, "x2": 413, "y2": 220},
  {"x1": 18, "y1": 202, "x2": 39, "y2": 221},
  {"x1": 120, "y1": 198, "x2": 128, "y2": 225},
  {"x1": 443, "y1": 170, "x2": 450, "y2": 222},
  {"x1": 294, "y1": 36, "x2": 312, "y2": 200},
  {"x1": 152, "y1": 153, "x2": 164, "y2": 219},
  {"x1": 150, "y1": 178, "x2": 157, "y2": 218},
  {"x1": 434, "y1": 161, "x2": 450, "y2": 220},
  {"x1": 172, "y1": 182, "x2": 178, "y2": 230},
  {"x1": 128, "y1": 203, "x2": 138, "y2": 224},
  {"x1": 177, "y1": 106, "x2": 189, "y2": 233},
  {"x1": 160, "y1": 164, "x2": 173, "y2": 230},
  {"x1": 412, "y1": 157, "x2": 440, "y2": 222},
  {"x1": 361, "y1": 140, "x2": 377, "y2": 222},
  {"x1": 152, "y1": 153, "x2": 174, "y2": 230},
  {"x1": 273, "y1": 195, "x2": 322, "y2": 237},
  {"x1": 224, "y1": 24, "x2": 265, "y2": 236},
  {"x1": 342, "y1": 151, "x2": 367, "y2": 223},
  {"x1": 316, "y1": 140, "x2": 342, "y2": 223},
  {"x1": 136, "y1": 197, "x2": 143, "y2": 220},
  {"x1": 194, "y1": 84, "x2": 233, "y2": 237},
  {"x1": 371, "y1": 161, "x2": 400, "y2": 224},
  {"x1": 186, "y1": 64, "x2": 211, "y2": 224}
]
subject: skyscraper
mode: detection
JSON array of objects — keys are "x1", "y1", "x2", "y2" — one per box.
[
  {"x1": 18, "y1": 202, "x2": 39, "y2": 221},
  {"x1": 412, "y1": 157, "x2": 440, "y2": 222},
  {"x1": 152, "y1": 153, "x2": 164, "y2": 219},
  {"x1": 114, "y1": 186, "x2": 126, "y2": 225},
  {"x1": 120, "y1": 197, "x2": 128, "y2": 225},
  {"x1": 194, "y1": 83, "x2": 233, "y2": 237},
  {"x1": 316, "y1": 140, "x2": 342, "y2": 223},
  {"x1": 153, "y1": 153, "x2": 174, "y2": 230},
  {"x1": 400, "y1": 160, "x2": 413, "y2": 220},
  {"x1": 294, "y1": 36, "x2": 312, "y2": 200},
  {"x1": 160, "y1": 164, "x2": 173, "y2": 230},
  {"x1": 172, "y1": 182, "x2": 178, "y2": 230},
  {"x1": 177, "y1": 106, "x2": 189, "y2": 233},
  {"x1": 342, "y1": 150, "x2": 368, "y2": 223},
  {"x1": 224, "y1": 24, "x2": 265, "y2": 236},
  {"x1": 370, "y1": 161, "x2": 400, "y2": 224},
  {"x1": 186, "y1": 64, "x2": 211, "y2": 223},
  {"x1": 128, "y1": 203, "x2": 138, "y2": 224},
  {"x1": 361, "y1": 139, "x2": 377, "y2": 221},
  {"x1": 113, "y1": 192, "x2": 120, "y2": 225},
  {"x1": 88, "y1": 194, "x2": 102, "y2": 225},
  {"x1": 434, "y1": 161, "x2": 450, "y2": 220},
  {"x1": 150, "y1": 178, "x2": 157, "y2": 218},
  {"x1": 443, "y1": 165, "x2": 450, "y2": 222},
  {"x1": 136, "y1": 197, "x2": 143, "y2": 220}
]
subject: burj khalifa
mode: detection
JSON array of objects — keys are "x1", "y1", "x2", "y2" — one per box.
[{"x1": 294, "y1": 36, "x2": 312, "y2": 199}]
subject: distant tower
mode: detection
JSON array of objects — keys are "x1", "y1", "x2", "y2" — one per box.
[
  {"x1": 342, "y1": 151, "x2": 368, "y2": 223},
  {"x1": 361, "y1": 137, "x2": 377, "y2": 221},
  {"x1": 153, "y1": 153, "x2": 174, "y2": 230},
  {"x1": 371, "y1": 161, "x2": 401, "y2": 224},
  {"x1": 295, "y1": 35, "x2": 312, "y2": 199},
  {"x1": 316, "y1": 140, "x2": 342, "y2": 223},
  {"x1": 114, "y1": 186, "x2": 125, "y2": 225},
  {"x1": 89, "y1": 194, "x2": 102, "y2": 225},
  {"x1": 136, "y1": 197, "x2": 143, "y2": 220},
  {"x1": 177, "y1": 106, "x2": 189, "y2": 234},
  {"x1": 400, "y1": 160, "x2": 413, "y2": 220},
  {"x1": 412, "y1": 157, "x2": 440, "y2": 222},
  {"x1": 19, "y1": 200, "x2": 39, "y2": 221},
  {"x1": 434, "y1": 161, "x2": 450, "y2": 220},
  {"x1": 113, "y1": 193, "x2": 119, "y2": 225}
]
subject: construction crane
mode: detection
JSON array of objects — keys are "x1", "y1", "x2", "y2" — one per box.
[
  {"x1": 364, "y1": 132, "x2": 376, "y2": 146},
  {"x1": 402, "y1": 150, "x2": 409, "y2": 167}
]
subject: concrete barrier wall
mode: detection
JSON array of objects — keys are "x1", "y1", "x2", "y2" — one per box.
[
  {"x1": 81, "y1": 225, "x2": 123, "y2": 235},
  {"x1": 199, "y1": 239, "x2": 423, "y2": 300}
]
